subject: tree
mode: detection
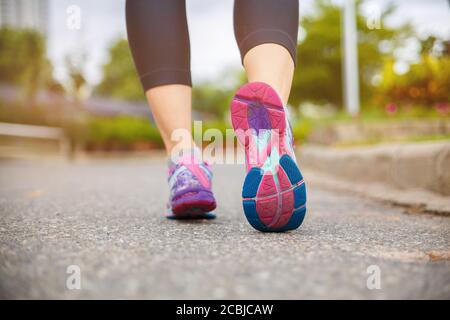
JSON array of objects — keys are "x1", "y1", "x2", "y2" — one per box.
[
  {"x1": 290, "y1": 0, "x2": 412, "y2": 109},
  {"x1": 0, "y1": 27, "x2": 55, "y2": 104},
  {"x1": 65, "y1": 53, "x2": 88, "y2": 103},
  {"x1": 192, "y1": 85, "x2": 232, "y2": 119},
  {"x1": 95, "y1": 39, "x2": 143, "y2": 101},
  {"x1": 96, "y1": 38, "x2": 243, "y2": 120},
  {"x1": 376, "y1": 37, "x2": 450, "y2": 107}
]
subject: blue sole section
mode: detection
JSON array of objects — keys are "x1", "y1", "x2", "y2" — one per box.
[
  {"x1": 242, "y1": 167, "x2": 263, "y2": 198},
  {"x1": 280, "y1": 154, "x2": 303, "y2": 184},
  {"x1": 283, "y1": 206, "x2": 306, "y2": 231},
  {"x1": 242, "y1": 200, "x2": 306, "y2": 232},
  {"x1": 294, "y1": 183, "x2": 306, "y2": 208},
  {"x1": 243, "y1": 200, "x2": 268, "y2": 231},
  {"x1": 242, "y1": 154, "x2": 307, "y2": 232}
]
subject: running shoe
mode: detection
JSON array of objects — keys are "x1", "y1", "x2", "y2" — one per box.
[
  {"x1": 166, "y1": 152, "x2": 217, "y2": 219},
  {"x1": 230, "y1": 82, "x2": 306, "y2": 232}
]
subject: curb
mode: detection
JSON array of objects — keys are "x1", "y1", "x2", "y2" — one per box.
[
  {"x1": 297, "y1": 141, "x2": 450, "y2": 215},
  {"x1": 302, "y1": 168, "x2": 450, "y2": 216}
]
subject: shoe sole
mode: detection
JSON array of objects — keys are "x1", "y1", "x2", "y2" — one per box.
[
  {"x1": 231, "y1": 82, "x2": 306, "y2": 232},
  {"x1": 168, "y1": 191, "x2": 217, "y2": 219},
  {"x1": 166, "y1": 209, "x2": 216, "y2": 220}
]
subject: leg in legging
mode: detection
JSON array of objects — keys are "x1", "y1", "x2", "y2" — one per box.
[
  {"x1": 126, "y1": 0, "x2": 194, "y2": 155},
  {"x1": 234, "y1": 0, "x2": 299, "y2": 105},
  {"x1": 244, "y1": 44, "x2": 294, "y2": 106}
]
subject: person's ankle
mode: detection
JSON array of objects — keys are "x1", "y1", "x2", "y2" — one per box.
[{"x1": 168, "y1": 147, "x2": 202, "y2": 167}]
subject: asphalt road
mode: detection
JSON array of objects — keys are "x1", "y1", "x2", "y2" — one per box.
[{"x1": 0, "y1": 158, "x2": 449, "y2": 299}]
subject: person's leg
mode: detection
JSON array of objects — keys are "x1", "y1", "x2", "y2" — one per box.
[
  {"x1": 234, "y1": 0, "x2": 298, "y2": 105},
  {"x1": 231, "y1": 0, "x2": 306, "y2": 232},
  {"x1": 126, "y1": 0, "x2": 216, "y2": 217},
  {"x1": 145, "y1": 85, "x2": 194, "y2": 154},
  {"x1": 126, "y1": 0, "x2": 193, "y2": 155},
  {"x1": 243, "y1": 44, "x2": 294, "y2": 106}
]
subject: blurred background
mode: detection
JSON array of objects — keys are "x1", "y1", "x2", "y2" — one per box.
[
  {"x1": 0, "y1": 0, "x2": 449, "y2": 156},
  {"x1": 1, "y1": 0, "x2": 449, "y2": 300}
]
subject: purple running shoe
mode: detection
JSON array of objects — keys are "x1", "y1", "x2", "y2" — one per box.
[{"x1": 166, "y1": 152, "x2": 217, "y2": 219}]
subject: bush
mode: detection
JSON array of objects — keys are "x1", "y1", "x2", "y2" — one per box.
[
  {"x1": 86, "y1": 116, "x2": 163, "y2": 150},
  {"x1": 377, "y1": 56, "x2": 450, "y2": 108},
  {"x1": 292, "y1": 119, "x2": 314, "y2": 143}
]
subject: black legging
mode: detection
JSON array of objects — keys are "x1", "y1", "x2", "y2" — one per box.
[{"x1": 126, "y1": 0, "x2": 299, "y2": 91}]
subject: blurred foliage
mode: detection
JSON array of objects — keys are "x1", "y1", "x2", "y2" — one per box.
[
  {"x1": 291, "y1": 0, "x2": 412, "y2": 108},
  {"x1": 376, "y1": 36, "x2": 450, "y2": 107},
  {"x1": 65, "y1": 53, "x2": 88, "y2": 103},
  {"x1": 2, "y1": 1, "x2": 448, "y2": 152},
  {"x1": 86, "y1": 116, "x2": 163, "y2": 150},
  {"x1": 0, "y1": 27, "x2": 58, "y2": 103},
  {"x1": 192, "y1": 85, "x2": 233, "y2": 119},
  {"x1": 292, "y1": 118, "x2": 314, "y2": 143},
  {"x1": 0, "y1": 99, "x2": 163, "y2": 150},
  {"x1": 95, "y1": 0, "x2": 448, "y2": 120},
  {"x1": 96, "y1": 38, "x2": 243, "y2": 119},
  {"x1": 95, "y1": 39, "x2": 143, "y2": 101},
  {"x1": 0, "y1": 99, "x2": 63, "y2": 126}
]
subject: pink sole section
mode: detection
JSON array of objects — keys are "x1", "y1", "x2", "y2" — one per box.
[
  {"x1": 255, "y1": 196, "x2": 278, "y2": 225},
  {"x1": 230, "y1": 101, "x2": 249, "y2": 134},
  {"x1": 236, "y1": 82, "x2": 283, "y2": 108},
  {"x1": 276, "y1": 165, "x2": 291, "y2": 191},
  {"x1": 276, "y1": 191, "x2": 295, "y2": 228},
  {"x1": 266, "y1": 109, "x2": 285, "y2": 130},
  {"x1": 254, "y1": 167, "x2": 296, "y2": 228},
  {"x1": 230, "y1": 82, "x2": 285, "y2": 149},
  {"x1": 258, "y1": 175, "x2": 277, "y2": 197}
]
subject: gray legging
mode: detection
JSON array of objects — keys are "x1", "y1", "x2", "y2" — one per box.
[{"x1": 126, "y1": 0, "x2": 299, "y2": 91}]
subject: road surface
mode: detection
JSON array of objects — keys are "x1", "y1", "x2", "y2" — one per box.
[{"x1": 0, "y1": 158, "x2": 449, "y2": 299}]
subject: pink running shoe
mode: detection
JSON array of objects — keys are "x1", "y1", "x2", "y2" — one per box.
[
  {"x1": 230, "y1": 82, "x2": 306, "y2": 232},
  {"x1": 166, "y1": 153, "x2": 216, "y2": 219}
]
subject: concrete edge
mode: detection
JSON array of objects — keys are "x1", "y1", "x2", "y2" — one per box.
[
  {"x1": 302, "y1": 168, "x2": 450, "y2": 216},
  {"x1": 297, "y1": 142, "x2": 450, "y2": 216}
]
